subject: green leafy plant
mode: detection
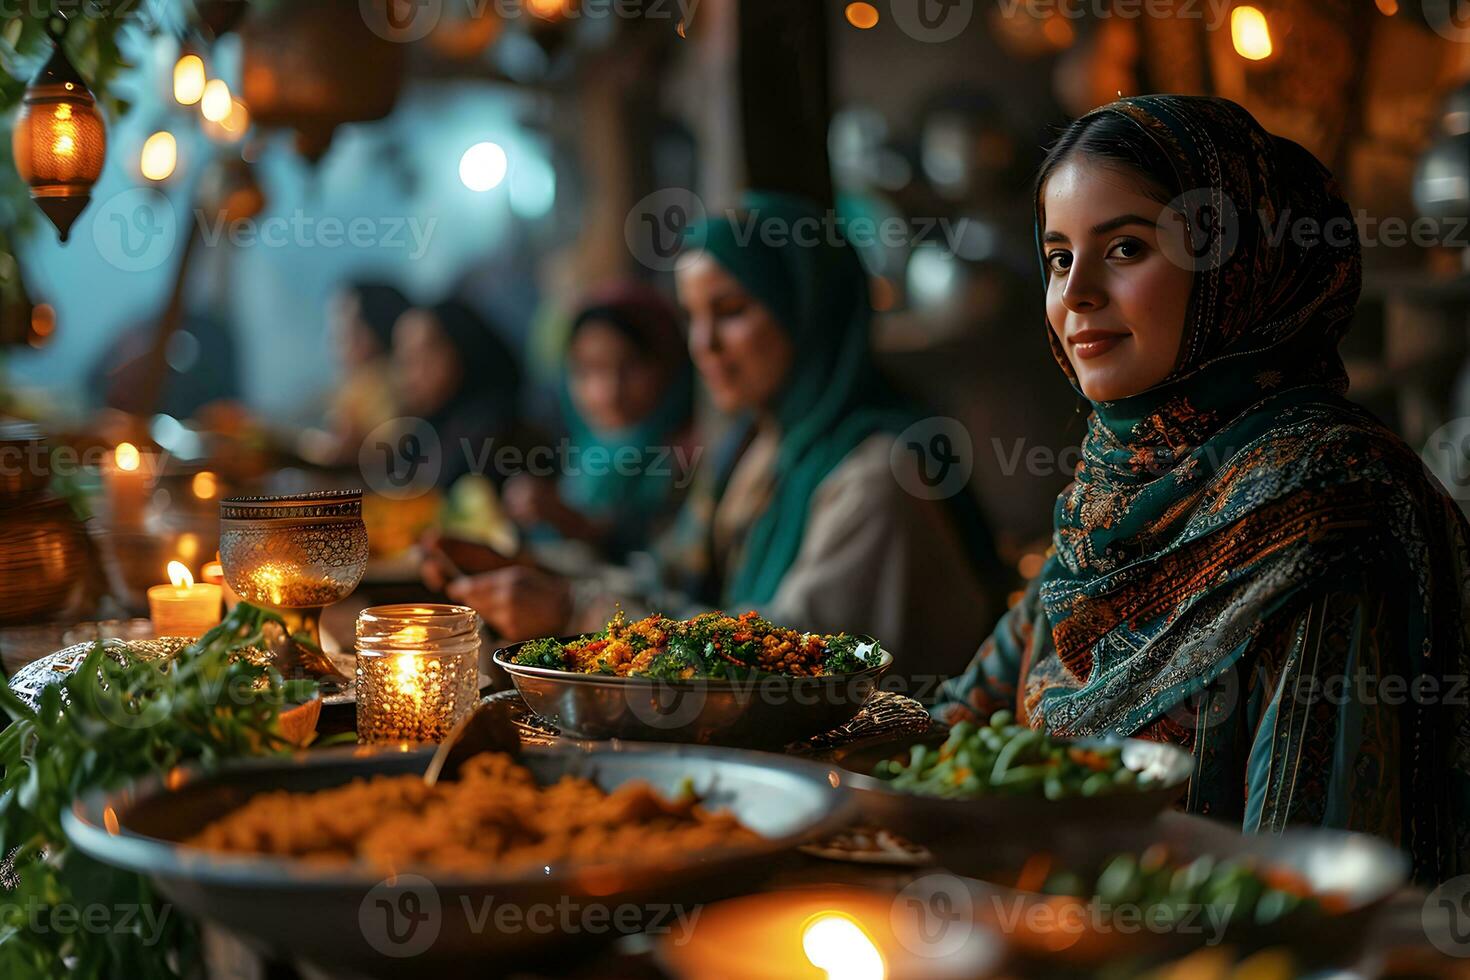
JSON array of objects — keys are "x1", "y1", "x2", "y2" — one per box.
[{"x1": 0, "y1": 602, "x2": 322, "y2": 978}]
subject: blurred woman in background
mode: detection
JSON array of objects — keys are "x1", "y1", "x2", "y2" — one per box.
[
  {"x1": 323, "y1": 281, "x2": 408, "y2": 462},
  {"x1": 425, "y1": 192, "x2": 1008, "y2": 678},
  {"x1": 503, "y1": 283, "x2": 695, "y2": 561},
  {"x1": 394, "y1": 300, "x2": 523, "y2": 490}
]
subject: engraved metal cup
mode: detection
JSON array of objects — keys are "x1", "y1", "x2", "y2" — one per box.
[{"x1": 218, "y1": 490, "x2": 369, "y2": 647}]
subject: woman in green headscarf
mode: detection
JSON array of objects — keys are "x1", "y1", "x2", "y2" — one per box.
[
  {"x1": 933, "y1": 95, "x2": 1470, "y2": 882},
  {"x1": 502, "y1": 282, "x2": 696, "y2": 560},
  {"x1": 426, "y1": 192, "x2": 1007, "y2": 677}
]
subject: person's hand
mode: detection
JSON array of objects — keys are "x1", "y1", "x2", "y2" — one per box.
[
  {"x1": 419, "y1": 529, "x2": 516, "y2": 591},
  {"x1": 444, "y1": 566, "x2": 573, "y2": 641},
  {"x1": 502, "y1": 475, "x2": 567, "y2": 528}
]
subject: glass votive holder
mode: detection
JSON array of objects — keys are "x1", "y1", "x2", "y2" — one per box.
[{"x1": 355, "y1": 604, "x2": 481, "y2": 744}]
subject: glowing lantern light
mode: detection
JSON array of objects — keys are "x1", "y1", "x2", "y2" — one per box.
[
  {"x1": 114, "y1": 442, "x2": 141, "y2": 472},
  {"x1": 191, "y1": 470, "x2": 218, "y2": 500},
  {"x1": 12, "y1": 14, "x2": 106, "y2": 242},
  {"x1": 526, "y1": 0, "x2": 568, "y2": 20},
  {"x1": 174, "y1": 54, "x2": 206, "y2": 105},
  {"x1": 845, "y1": 3, "x2": 879, "y2": 28},
  {"x1": 140, "y1": 131, "x2": 177, "y2": 181},
  {"x1": 201, "y1": 79, "x2": 233, "y2": 123},
  {"x1": 1231, "y1": 6, "x2": 1273, "y2": 61},
  {"x1": 459, "y1": 142, "x2": 508, "y2": 191}
]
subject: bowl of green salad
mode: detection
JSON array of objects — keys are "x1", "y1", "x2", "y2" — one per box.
[
  {"x1": 494, "y1": 611, "x2": 893, "y2": 749},
  {"x1": 824, "y1": 709, "x2": 1194, "y2": 866}
]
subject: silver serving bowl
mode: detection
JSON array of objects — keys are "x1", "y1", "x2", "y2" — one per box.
[
  {"x1": 827, "y1": 732, "x2": 1194, "y2": 868},
  {"x1": 493, "y1": 637, "x2": 893, "y2": 749},
  {"x1": 7, "y1": 636, "x2": 363, "y2": 708},
  {"x1": 941, "y1": 813, "x2": 1408, "y2": 967},
  {"x1": 64, "y1": 742, "x2": 855, "y2": 979}
]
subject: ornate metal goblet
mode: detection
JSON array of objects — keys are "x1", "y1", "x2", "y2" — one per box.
[{"x1": 218, "y1": 490, "x2": 369, "y2": 648}]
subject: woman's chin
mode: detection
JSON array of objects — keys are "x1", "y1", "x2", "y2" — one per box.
[{"x1": 1076, "y1": 371, "x2": 1150, "y2": 403}]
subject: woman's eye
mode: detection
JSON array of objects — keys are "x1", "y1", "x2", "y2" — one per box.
[
  {"x1": 1046, "y1": 251, "x2": 1072, "y2": 275},
  {"x1": 1108, "y1": 238, "x2": 1146, "y2": 260}
]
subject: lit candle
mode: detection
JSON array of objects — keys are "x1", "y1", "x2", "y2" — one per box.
[
  {"x1": 661, "y1": 887, "x2": 1001, "y2": 979},
  {"x1": 103, "y1": 442, "x2": 150, "y2": 528},
  {"x1": 147, "y1": 560, "x2": 223, "y2": 639},
  {"x1": 355, "y1": 606, "x2": 480, "y2": 744}
]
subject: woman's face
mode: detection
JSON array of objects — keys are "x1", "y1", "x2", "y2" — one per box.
[
  {"x1": 567, "y1": 320, "x2": 664, "y2": 431},
  {"x1": 329, "y1": 291, "x2": 381, "y2": 370},
  {"x1": 1041, "y1": 156, "x2": 1195, "y2": 402},
  {"x1": 393, "y1": 310, "x2": 463, "y2": 417},
  {"x1": 676, "y1": 253, "x2": 795, "y2": 414}
]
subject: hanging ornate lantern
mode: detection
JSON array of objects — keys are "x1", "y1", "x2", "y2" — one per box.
[
  {"x1": 11, "y1": 15, "x2": 106, "y2": 242},
  {"x1": 241, "y1": 0, "x2": 405, "y2": 165}
]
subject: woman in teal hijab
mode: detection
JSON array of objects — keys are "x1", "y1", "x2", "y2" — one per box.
[
  {"x1": 503, "y1": 282, "x2": 695, "y2": 560},
  {"x1": 430, "y1": 192, "x2": 1007, "y2": 676},
  {"x1": 667, "y1": 191, "x2": 1003, "y2": 608},
  {"x1": 934, "y1": 95, "x2": 1470, "y2": 882}
]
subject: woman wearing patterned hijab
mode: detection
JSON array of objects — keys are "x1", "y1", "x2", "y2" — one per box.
[{"x1": 934, "y1": 95, "x2": 1470, "y2": 882}]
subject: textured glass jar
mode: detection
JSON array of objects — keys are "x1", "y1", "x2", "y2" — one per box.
[{"x1": 355, "y1": 604, "x2": 480, "y2": 743}]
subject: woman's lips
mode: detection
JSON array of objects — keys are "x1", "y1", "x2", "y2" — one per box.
[{"x1": 1068, "y1": 331, "x2": 1127, "y2": 360}]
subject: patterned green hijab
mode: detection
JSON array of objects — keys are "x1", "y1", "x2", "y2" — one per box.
[
  {"x1": 1032, "y1": 97, "x2": 1470, "y2": 763},
  {"x1": 684, "y1": 192, "x2": 999, "y2": 606}
]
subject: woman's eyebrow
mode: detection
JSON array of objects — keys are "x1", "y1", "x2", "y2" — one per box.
[
  {"x1": 1042, "y1": 213, "x2": 1158, "y2": 243},
  {"x1": 1091, "y1": 213, "x2": 1158, "y2": 235}
]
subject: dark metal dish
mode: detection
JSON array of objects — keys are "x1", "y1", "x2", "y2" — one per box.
[
  {"x1": 825, "y1": 731, "x2": 1194, "y2": 867},
  {"x1": 493, "y1": 636, "x2": 893, "y2": 749},
  {"x1": 947, "y1": 813, "x2": 1408, "y2": 968},
  {"x1": 63, "y1": 742, "x2": 855, "y2": 979}
]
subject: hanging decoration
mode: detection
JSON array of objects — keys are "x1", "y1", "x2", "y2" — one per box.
[
  {"x1": 11, "y1": 14, "x2": 107, "y2": 243},
  {"x1": 241, "y1": 0, "x2": 405, "y2": 164}
]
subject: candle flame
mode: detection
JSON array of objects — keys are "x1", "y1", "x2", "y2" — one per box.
[
  {"x1": 114, "y1": 442, "x2": 141, "y2": 472},
  {"x1": 802, "y1": 913, "x2": 885, "y2": 980},
  {"x1": 167, "y1": 561, "x2": 194, "y2": 589},
  {"x1": 393, "y1": 654, "x2": 427, "y2": 705}
]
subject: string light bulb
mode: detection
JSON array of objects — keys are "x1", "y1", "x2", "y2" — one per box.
[
  {"x1": 173, "y1": 53, "x2": 206, "y2": 105},
  {"x1": 1231, "y1": 5, "x2": 1273, "y2": 61},
  {"x1": 140, "y1": 130, "x2": 177, "y2": 181},
  {"x1": 201, "y1": 79, "x2": 233, "y2": 123}
]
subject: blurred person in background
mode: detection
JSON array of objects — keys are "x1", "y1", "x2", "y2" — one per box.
[
  {"x1": 424, "y1": 192, "x2": 1008, "y2": 679},
  {"x1": 394, "y1": 300, "x2": 524, "y2": 490},
  {"x1": 322, "y1": 281, "x2": 409, "y2": 464},
  {"x1": 503, "y1": 282, "x2": 696, "y2": 561}
]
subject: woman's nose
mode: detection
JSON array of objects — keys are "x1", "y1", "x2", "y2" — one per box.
[
  {"x1": 687, "y1": 316, "x2": 716, "y2": 355},
  {"x1": 1061, "y1": 259, "x2": 1107, "y2": 314}
]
